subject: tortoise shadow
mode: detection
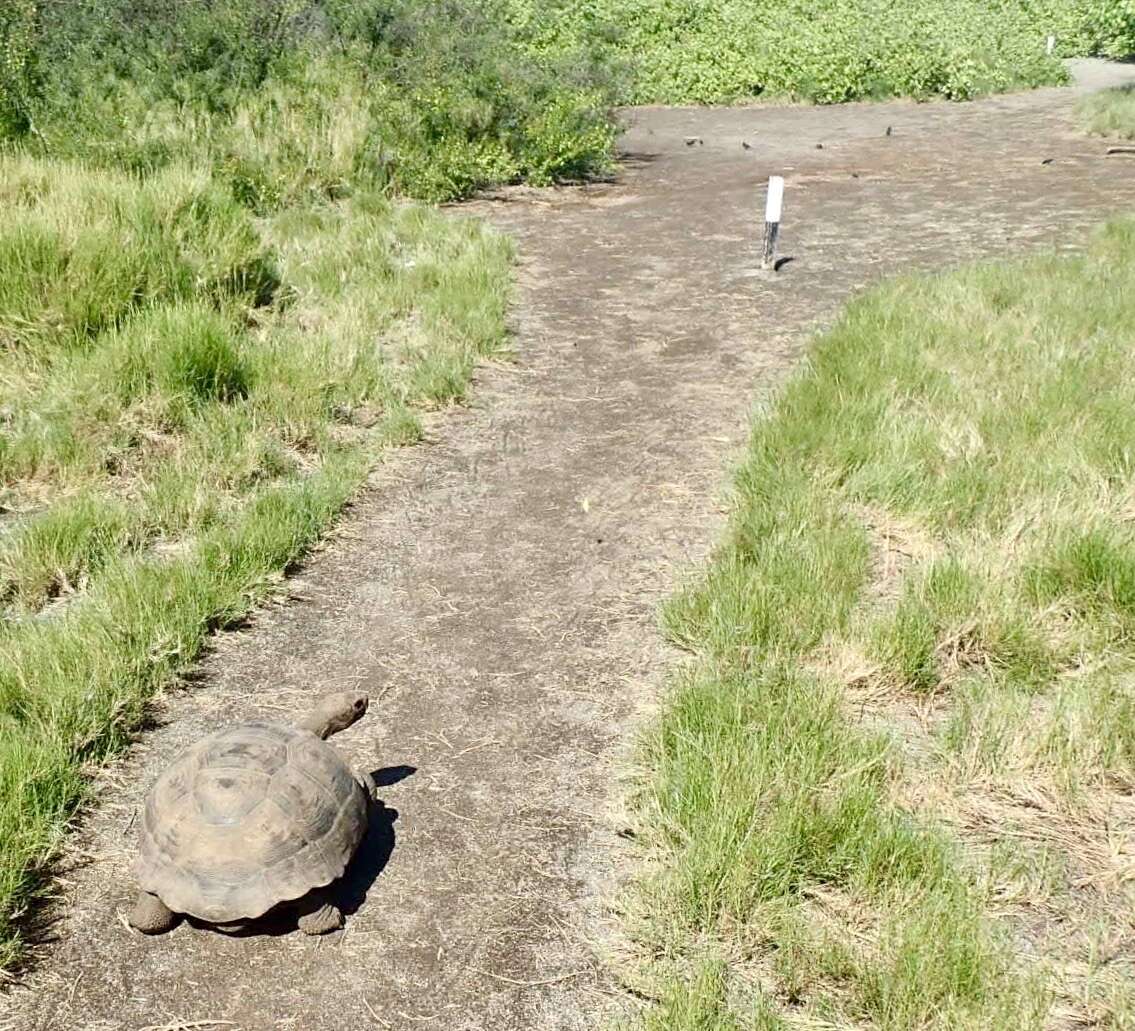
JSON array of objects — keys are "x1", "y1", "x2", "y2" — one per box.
[
  {"x1": 372, "y1": 764, "x2": 416, "y2": 788},
  {"x1": 191, "y1": 764, "x2": 414, "y2": 938}
]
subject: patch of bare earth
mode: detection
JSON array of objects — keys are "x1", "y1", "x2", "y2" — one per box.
[{"x1": 4, "y1": 59, "x2": 1135, "y2": 1031}]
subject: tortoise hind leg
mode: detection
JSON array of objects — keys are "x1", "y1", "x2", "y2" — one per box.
[
  {"x1": 296, "y1": 888, "x2": 343, "y2": 935},
  {"x1": 129, "y1": 891, "x2": 179, "y2": 934}
]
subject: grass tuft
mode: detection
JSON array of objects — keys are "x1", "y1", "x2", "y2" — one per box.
[{"x1": 1081, "y1": 83, "x2": 1135, "y2": 140}]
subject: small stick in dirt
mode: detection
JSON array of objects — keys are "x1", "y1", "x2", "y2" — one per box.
[
  {"x1": 362, "y1": 996, "x2": 391, "y2": 1028},
  {"x1": 761, "y1": 175, "x2": 785, "y2": 271},
  {"x1": 138, "y1": 1021, "x2": 236, "y2": 1031},
  {"x1": 1106, "y1": 147, "x2": 1135, "y2": 156},
  {"x1": 473, "y1": 968, "x2": 585, "y2": 988}
]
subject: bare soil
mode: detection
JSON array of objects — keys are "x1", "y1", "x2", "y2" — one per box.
[{"x1": 4, "y1": 59, "x2": 1135, "y2": 1031}]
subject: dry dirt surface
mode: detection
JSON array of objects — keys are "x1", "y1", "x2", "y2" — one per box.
[{"x1": 4, "y1": 59, "x2": 1135, "y2": 1031}]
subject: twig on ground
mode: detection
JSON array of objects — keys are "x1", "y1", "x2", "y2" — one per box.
[
  {"x1": 471, "y1": 968, "x2": 585, "y2": 988},
  {"x1": 361, "y1": 996, "x2": 390, "y2": 1028},
  {"x1": 138, "y1": 1021, "x2": 237, "y2": 1031}
]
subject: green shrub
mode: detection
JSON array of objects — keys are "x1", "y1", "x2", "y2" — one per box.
[
  {"x1": 1, "y1": 0, "x2": 620, "y2": 202},
  {"x1": 352, "y1": 0, "x2": 619, "y2": 199},
  {"x1": 27, "y1": 0, "x2": 305, "y2": 114},
  {"x1": 0, "y1": 0, "x2": 37, "y2": 135},
  {"x1": 509, "y1": 0, "x2": 1133, "y2": 105},
  {"x1": 1032, "y1": 0, "x2": 1135, "y2": 58}
]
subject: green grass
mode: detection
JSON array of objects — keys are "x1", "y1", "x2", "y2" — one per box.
[
  {"x1": 1082, "y1": 83, "x2": 1135, "y2": 139},
  {"x1": 625, "y1": 219, "x2": 1135, "y2": 1027},
  {"x1": 0, "y1": 152, "x2": 512, "y2": 969}
]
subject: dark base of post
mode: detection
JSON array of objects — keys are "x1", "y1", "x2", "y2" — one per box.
[{"x1": 761, "y1": 220, "x2": 780, "y2": 270}]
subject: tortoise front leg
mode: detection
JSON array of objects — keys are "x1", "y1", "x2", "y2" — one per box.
[
  {"x1": 129, "y1": 890, "x2": 179, "y2": 934},
  {"x1": 296, "y1": 887, "x2": 343, "y2": 935},
  {"x1": 356, "y1": 769, "x2": 379, "y2": 803}
]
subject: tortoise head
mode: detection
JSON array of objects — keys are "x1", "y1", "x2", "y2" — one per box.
[{"x1": 297, "y1": 691, "x2": 369, "y2": 740}]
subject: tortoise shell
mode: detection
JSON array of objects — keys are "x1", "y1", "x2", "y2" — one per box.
[{"x1": 134, "y1": 721, "x2": 368, "y2": 923}]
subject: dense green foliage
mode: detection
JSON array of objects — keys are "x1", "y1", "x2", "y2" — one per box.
[
  {"x1": 6, "y1": 0, "x2": 1135, "y2": 178},
  {"x1": 1, "y1": 0, "x2": 619, "y2": 202},
  {"x1": 515, "y1": 0, "x2": 1135, "y2": 105}
]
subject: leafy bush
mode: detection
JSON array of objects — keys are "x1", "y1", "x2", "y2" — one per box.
[
  {"x1": 1, "y1": 0, "x2": 619, "y2": 202},
  {"x1": 509, "y1": 0, "x2": 1135, "y2": 105},
  {"x1": 26, "y1": 0, "x2": 307, "y2": 113},
  {"x1": 1030, "y1": 0, "x2": 1135, "y2": 58},
  {"x1": 354, "y1": 1, "x2": 618, "y2": 199},
  {"x1": 0, "y1": 0, "x2": 37, "y2": 135}
]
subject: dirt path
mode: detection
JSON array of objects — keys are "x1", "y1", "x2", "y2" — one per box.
[{"x1": 5, "y1": 59, "x2": 1135, "y2": 1031}]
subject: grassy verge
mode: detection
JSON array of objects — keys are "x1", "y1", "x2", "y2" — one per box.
[
  {"x1": 624, "y1": 219, "x2": 1135, "y2": 1027},
  {"x1": 0, "y1": 152, "x2": 512, "y2": 968},
  {"x1": 1082, "y1": 83, "x2": 1135, "y2": 139}
]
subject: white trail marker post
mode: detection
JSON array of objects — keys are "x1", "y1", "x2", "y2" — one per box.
[{"x1": 761, "y1": 175, "x2": 785, "y2": 271}]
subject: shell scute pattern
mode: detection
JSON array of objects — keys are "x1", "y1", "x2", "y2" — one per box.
[
  {"x1": 135, "y1": 721, "x2": 367, "y2": 923},
  {"x1": 201, "y1": 723, "x2": 289, "y2": 775}
]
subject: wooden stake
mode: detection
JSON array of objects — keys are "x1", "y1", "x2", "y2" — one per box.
[{"x1": 761, "y1": 175, "x2": 784, "y2": 271}]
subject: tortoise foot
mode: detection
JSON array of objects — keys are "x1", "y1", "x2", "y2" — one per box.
[
  {"x1": 129, "y1": 891, "x2": 179, "y2": 935},
  {"x1": 296, "y1": 891, "x2": 342, "y2": 935}
]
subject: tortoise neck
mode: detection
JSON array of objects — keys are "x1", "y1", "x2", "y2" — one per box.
[{"x1": 296, "y1": 710, "x2": 335, "y2": 740}]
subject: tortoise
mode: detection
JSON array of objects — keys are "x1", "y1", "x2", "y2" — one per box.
[{"x1": 128, "y1": 691, "x2": 376, "y2": 936}]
